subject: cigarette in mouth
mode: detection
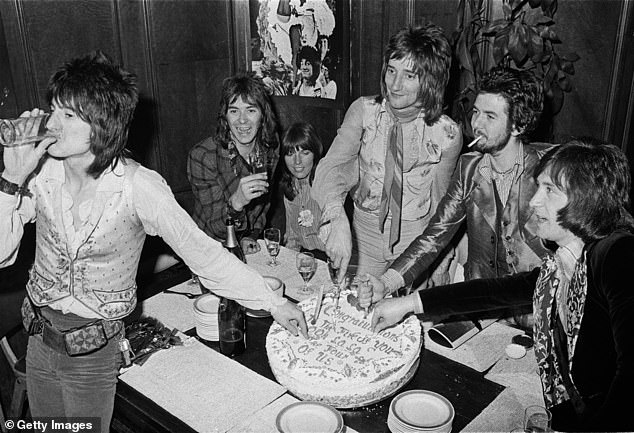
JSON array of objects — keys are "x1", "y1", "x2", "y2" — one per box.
[{"x1": 467, "y1": 135, "x2": 483, "y2": 148}]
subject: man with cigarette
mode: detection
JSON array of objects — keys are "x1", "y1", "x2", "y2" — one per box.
[{"x1": 366, "y1": 67, "x2": 553, "y2": 300}]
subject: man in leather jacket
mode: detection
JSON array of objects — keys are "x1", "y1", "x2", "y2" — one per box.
[{"x1": 376, "y1": 67, "x2": 553, "y2": 295}]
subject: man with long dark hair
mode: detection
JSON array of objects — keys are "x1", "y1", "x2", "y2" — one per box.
[
  {"x1": 0, "y1": 53, "x2": 306, "y2": 431},
  {"x1": 372, "y1": 66, "x2": 552, "y2": 298},
  {"x1": 365, "y1": 138, "x2": 634, "y2": 431},
  {"x1": 188, "y1": 72, "x2": 280, "y2": 253},
  {"x1": 312, "y1": 23, "x2": 462, "y2": 282}
]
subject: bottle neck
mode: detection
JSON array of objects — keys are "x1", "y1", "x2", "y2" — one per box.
[{"x1": 225, "y1": 223, "x2": 239, "y2": 248}]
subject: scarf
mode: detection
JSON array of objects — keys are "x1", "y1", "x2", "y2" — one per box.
[
  {"x1": 379, "y1": 102, "x2": 422, "y2": 250},
  {"x1": 533, "y1": 251, "x2": 588, "y2": 409}
]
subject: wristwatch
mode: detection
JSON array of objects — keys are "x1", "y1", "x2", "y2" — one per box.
[{"x1": 0, "y1": 175, "x2": 31, "y2": 197}]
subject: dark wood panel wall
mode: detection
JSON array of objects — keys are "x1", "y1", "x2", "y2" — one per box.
[{"x1": 0, "y1": 0, "x2": 236, "y2": 213}]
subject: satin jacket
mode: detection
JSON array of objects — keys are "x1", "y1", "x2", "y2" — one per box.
[{"x1": 391, "y1": 143, "x2": 552, "y2": 285}]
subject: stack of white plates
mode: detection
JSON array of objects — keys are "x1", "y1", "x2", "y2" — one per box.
[
  {"x1": 276, "y1": 401, "x2": 344, "y2": 433},
  {"x1": 387, "y1": 390, "x2": 455, "y2": 433},
  {"x1": 194, "y1": 293, "x2": 220, "y2": 341}
]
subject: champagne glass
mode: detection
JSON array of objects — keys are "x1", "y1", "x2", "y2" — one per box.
[
  {"x1": 296, "y1": 252, "x2": 316, "y2": 295},
  {"x1": 264, "y1": 228, "x2": 281, "y2": 267}
]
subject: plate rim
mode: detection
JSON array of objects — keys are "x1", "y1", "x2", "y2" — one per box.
[
  {"x1": 275, "y1": 401, "x2": 343, "y2": 433},
  {"x1": 390, "y1": 389, "x2": 454, "y2": 429},
  {"x1": 193, "y1": 293, "x2": 220, "y2": 313}
]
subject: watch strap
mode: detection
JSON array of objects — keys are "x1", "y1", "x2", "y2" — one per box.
[{"x1": 0, "y1": 175, "x2": 32, "y2": 197}]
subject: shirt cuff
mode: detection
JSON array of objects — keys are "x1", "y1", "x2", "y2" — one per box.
[
  {"x1": 381, "y1": 269, "x2": 405, "y2": 294},
  {"x1": 267, "y1": 296, "x2": 288, "y2": 315},
  {"x1": 410, "y1": 293, "x2": 424, "y2": 314},
  {"x1": 321, "y1": 202, "x2": 344, "y2": 223}
]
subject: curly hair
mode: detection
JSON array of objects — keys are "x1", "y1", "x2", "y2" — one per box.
[
  {"x1": 534, "y1": 137, "x2": 634, "y2": 243},
  {"x1": 379, "y1": 23, "x2": 452, "y2": 125},
  {"x1": 216, "y1": 72, "x2": 279, "y2": 150},
  {"x1": 478, "y1": 67, "x2": 543, "y2": 141},
  {"x1": 279, "y1": 122, "x2": 323, "y2": 201},
  {"x1": 296, "y1": 46, "x2": 321, "y2": 87},
  {"x1": 47, "y1": 50, "x2": 138, "y2": 179}
]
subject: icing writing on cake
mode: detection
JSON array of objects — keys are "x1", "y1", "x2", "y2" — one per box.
[{"x1": 266, "y1": 290, "x2": 422, "y2": 408}]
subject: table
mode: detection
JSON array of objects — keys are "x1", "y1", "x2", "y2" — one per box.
[{"x1": 112, "y1": 248, "x2": 507, "y2": 433}]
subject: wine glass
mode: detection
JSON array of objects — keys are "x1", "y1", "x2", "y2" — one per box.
[
  {"x1": 296, "y1": 252, "x2": 316, "y2": 295},
  {"x1": 264, "y1": 228, "x2": 281, "y2": 267}
]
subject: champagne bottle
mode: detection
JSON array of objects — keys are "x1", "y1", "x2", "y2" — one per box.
[
  {"x1": 223, "y1": 217, "x2": 245, "y2": 263},
  {"x1": 219, "y1": 217, "x2": 246, "y2": 357}
]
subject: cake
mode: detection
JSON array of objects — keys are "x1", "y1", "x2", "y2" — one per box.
[{"x1": 266, "y1": 289, "x2": 422, "y2": 408}]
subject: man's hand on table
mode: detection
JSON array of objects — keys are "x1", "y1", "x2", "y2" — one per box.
[
  {"x1": 271, "y1": 301, "x2": 308, "y2": 338},
  {"x1": 241, "y1": 237, "x2": 261, "y2": 254}
]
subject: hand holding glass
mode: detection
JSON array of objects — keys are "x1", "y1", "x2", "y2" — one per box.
[
  {"x1": 264, "y1": 228, "x2": 281, "y2": 267},
  {"x1": 248, "y1": 152, "x2": 267, "y2": 175},
  {"x1": 296, "y1": 252, "x2": 316, "y2": 295},
  {"x1": 0, "y1": 114, "x2": 54, "y2": 147}
]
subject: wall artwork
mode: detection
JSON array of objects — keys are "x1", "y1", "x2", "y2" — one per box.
[{"x1": 250, "y1": 0, "x2": 345, "y2": 101}]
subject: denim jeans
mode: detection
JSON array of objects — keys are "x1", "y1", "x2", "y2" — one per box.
[{"x1": 26, "y1": 308, "x2": 121, "y2": 433}]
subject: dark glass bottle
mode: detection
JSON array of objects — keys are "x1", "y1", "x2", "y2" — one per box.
[
  {"x1": 219, "y1": 217, "x2": 246, "y2": 356},
  {"x1": 223, "y1": 217, "x2": 245, "y2": 262}
]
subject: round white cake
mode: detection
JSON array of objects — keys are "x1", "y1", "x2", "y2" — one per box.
[{"x1": 266, "y1": 290, "x2": 422, "y2": 408}]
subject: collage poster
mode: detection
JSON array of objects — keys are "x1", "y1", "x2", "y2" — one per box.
[{"x1": 250, "y1": 0, "x2": 340, "y2": 100}]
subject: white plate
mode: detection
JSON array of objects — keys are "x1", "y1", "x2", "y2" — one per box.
[
  {"x1": 193, "y1": 293, "x2": 220, "y2": 313},
  {"x1": 276, "y1": 401, "x2": 343, "y2": 433},
  {"x1": 391, "y1": 390, "x2": 454, "y2": 429}
]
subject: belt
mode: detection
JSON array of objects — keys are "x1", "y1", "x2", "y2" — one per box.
[{"x1": 23, "y1": 299, "x2": 124, "y2": 356}]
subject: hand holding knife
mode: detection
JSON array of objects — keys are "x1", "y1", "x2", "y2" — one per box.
[{"x1": 311, "y1": 284, "x2": 325, "y2": 325}]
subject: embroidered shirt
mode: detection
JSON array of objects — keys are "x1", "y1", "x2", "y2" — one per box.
[{"x1": 0, "y1": 158, "x2": 287, "y2": 319}]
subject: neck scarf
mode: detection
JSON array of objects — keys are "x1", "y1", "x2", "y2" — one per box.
[
  {"x1": 533, "y1": 250, "x2": 588, "y2": 409},
  {"x1": 379, "y1": 102, "x2": 421, "y2": 250}
]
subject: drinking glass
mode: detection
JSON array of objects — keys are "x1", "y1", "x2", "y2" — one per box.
[
  {"x1": 524, "y1": 405, "x2": 551, "y2": 432},
  {"x1": 264, "y1": 228, "x2": 281, "y2": 267},
  {"x1": 0, "y1": 114, "x2": 54, "y2": 147},
  {"x1": 296, "y1": 252, "x2": 316, "y2": 295},
  {"x1": 248, "y1": 152, "x2": 267, "y2": 175}
]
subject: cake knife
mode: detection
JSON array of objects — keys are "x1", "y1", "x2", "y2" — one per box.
[{"x1": 311, "y1": 284, "x2": 325, "y2": 325}]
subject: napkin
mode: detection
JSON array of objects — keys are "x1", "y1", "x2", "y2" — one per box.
[
  {"x1": 136, "y1": 280, "x2": 200, "y2": 331},
  {"x1": 120, "y1": 337, "x2": 286, "y2": 433}
]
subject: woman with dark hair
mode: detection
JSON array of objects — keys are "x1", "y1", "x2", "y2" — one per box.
[
  {"x1": 188, "y1": 72, "x2": 280, "y2": 254},
  {"x1": 364, "y1": 139, "x2": 634, "y2": 432},
  {"x1": 312, "y1": 23, "x2": 462, "y2": 281},
  {"x1": 279, "y1": 122, "x2": 325, "y2": 252},
  {"x1": 0, "y1": 53, "x2": 307, "y2": 432},
  {"x1": 293, "y1": 46, "x2": 323, "y2": 98}
]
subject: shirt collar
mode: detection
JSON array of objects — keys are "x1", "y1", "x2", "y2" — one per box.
[
  {"x1": 40, "y1": 157, "x2": 126, "y2": 192},
  {"x1": 479, "y1": 142, "x2": 525, "y2": 183}
]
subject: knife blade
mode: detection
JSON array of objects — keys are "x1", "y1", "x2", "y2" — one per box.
[{"x1": 311, "y1": 284, "x2": 325, "y2": 325}]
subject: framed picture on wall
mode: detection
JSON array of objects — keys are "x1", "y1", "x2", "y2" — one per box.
[{"x1": 247, "y1": 0, "x2": 349, "y2": 106}]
